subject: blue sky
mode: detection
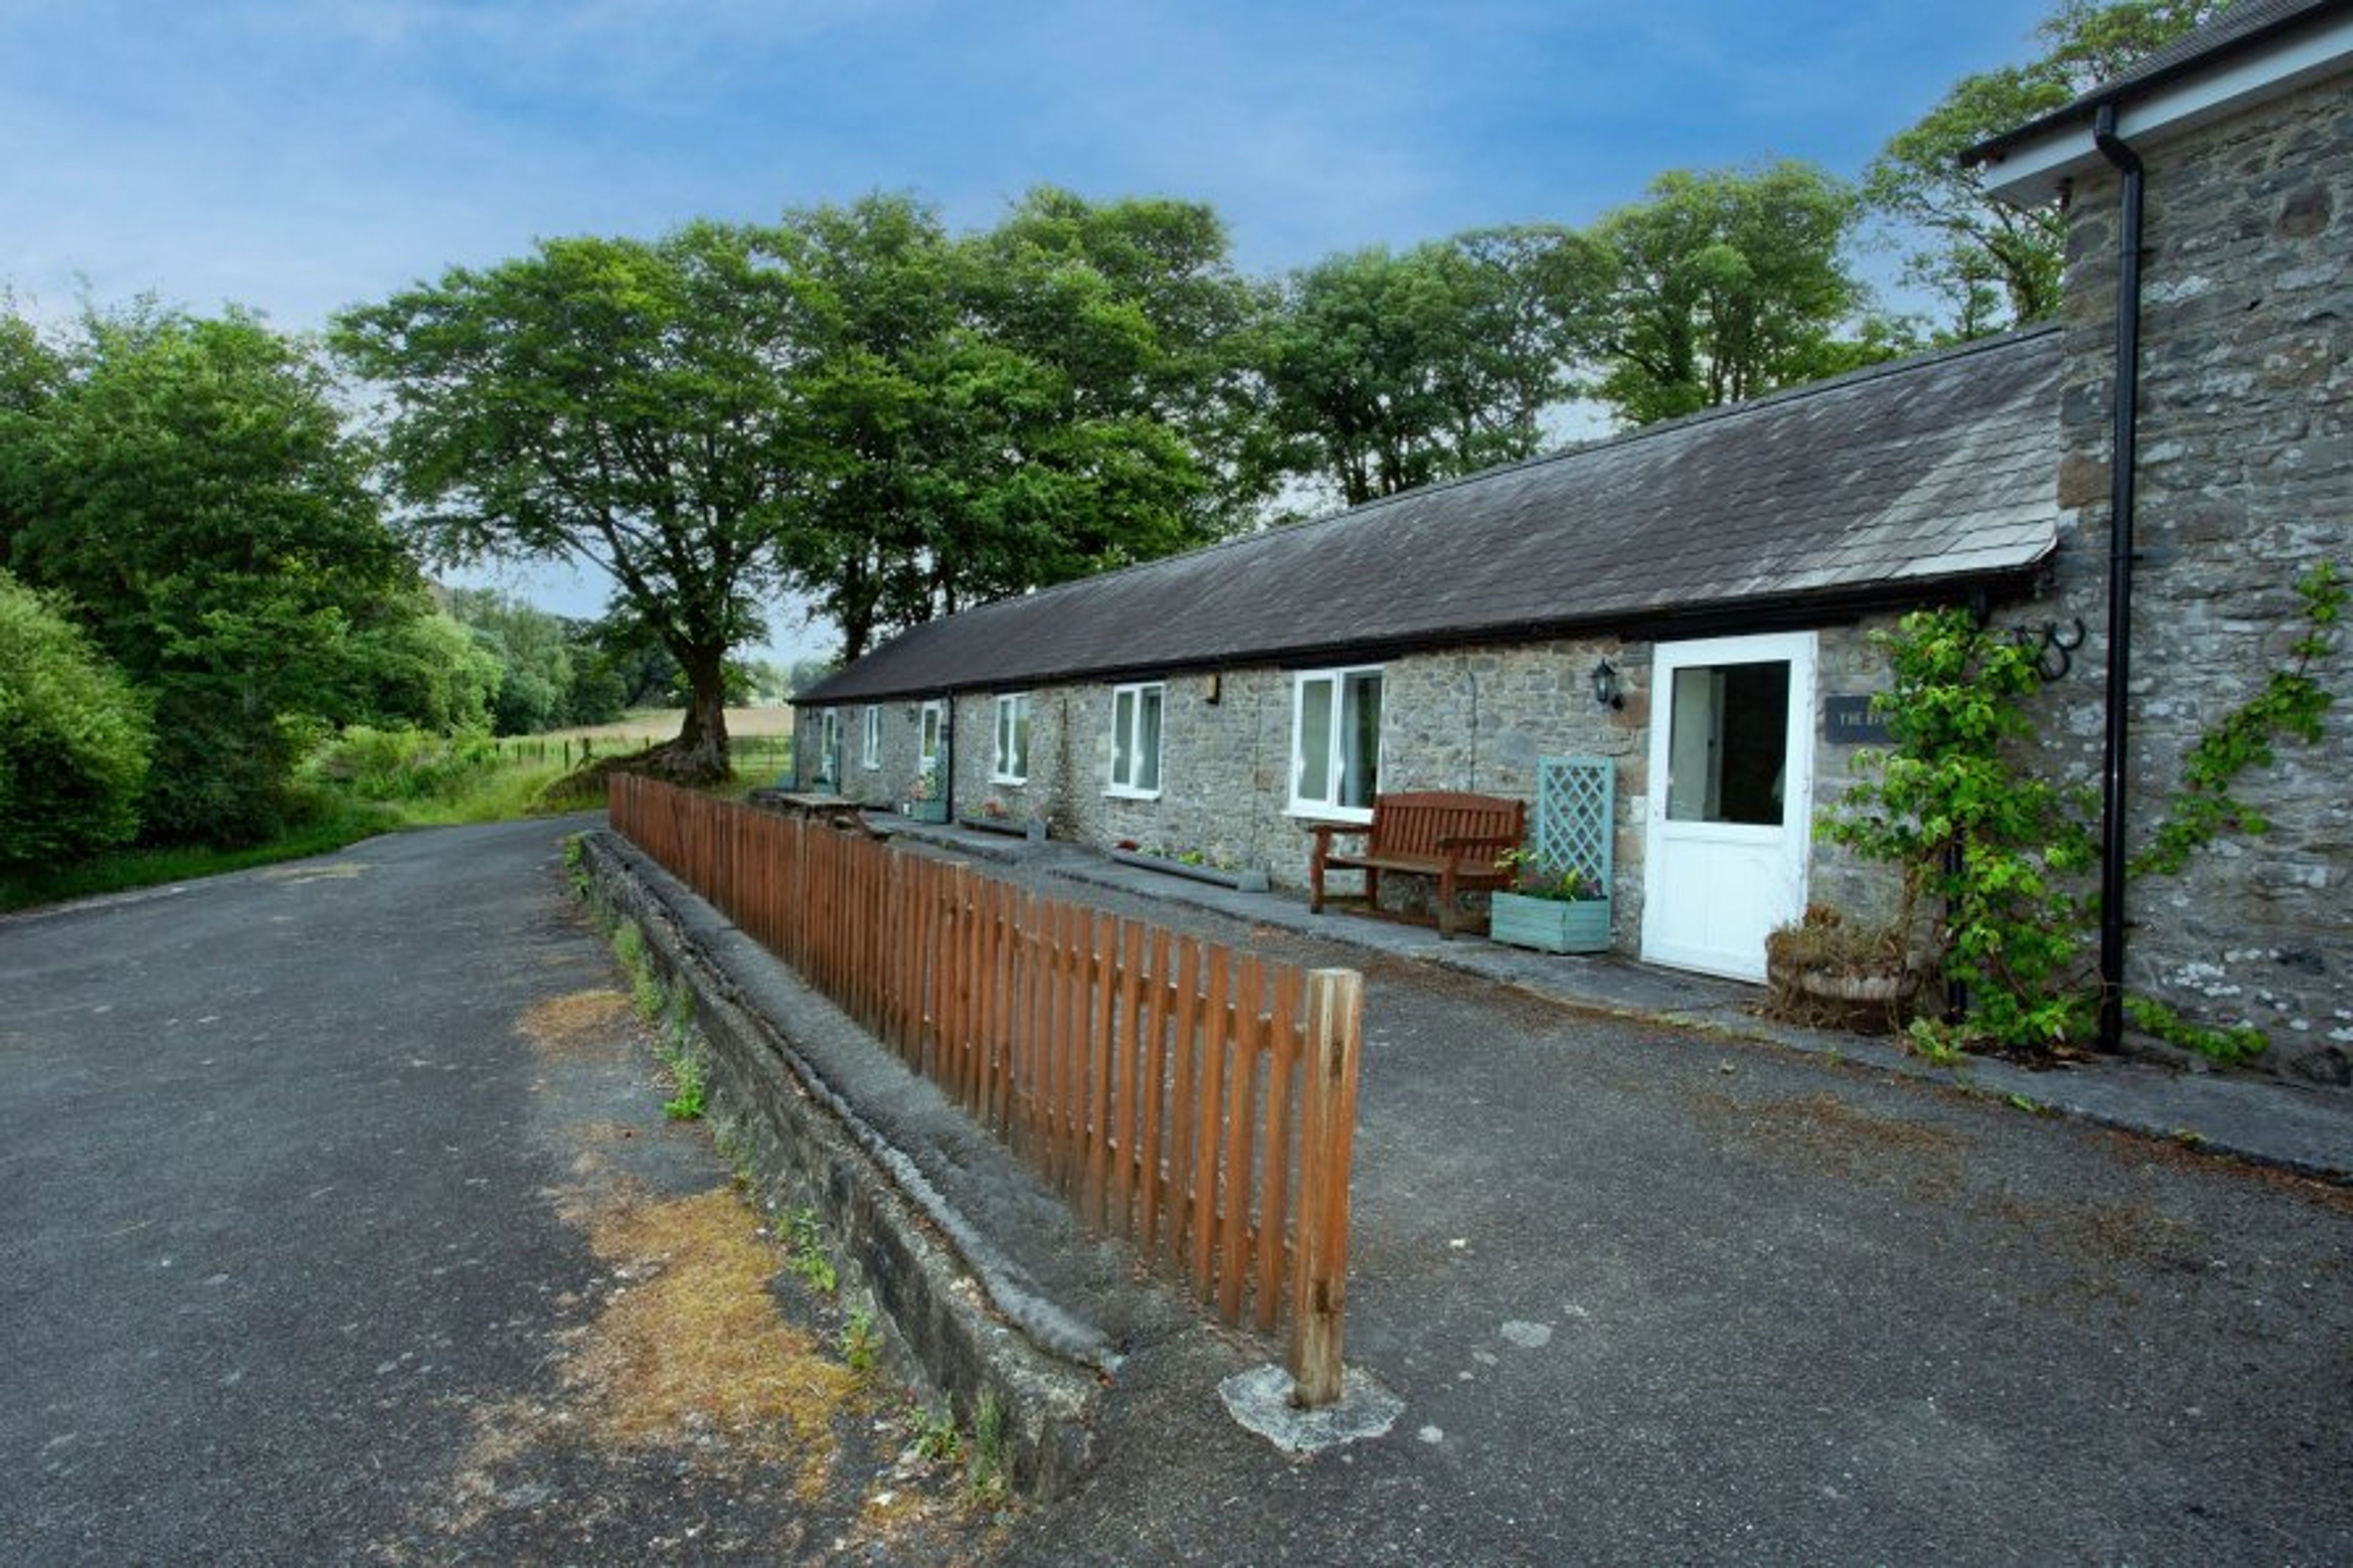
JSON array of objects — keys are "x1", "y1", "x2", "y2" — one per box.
[{"x1": 2, "y1": 0, "x2": 2059, "y2": 653}]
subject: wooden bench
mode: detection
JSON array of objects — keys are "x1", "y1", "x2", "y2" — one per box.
[{"x1": 1306, "y1": 791, "x2": 1528, "y2": 939}]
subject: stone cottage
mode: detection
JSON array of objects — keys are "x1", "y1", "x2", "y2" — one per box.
[{"x1": 795, "y1": 1, "x2": 2349, "y2": 1075}]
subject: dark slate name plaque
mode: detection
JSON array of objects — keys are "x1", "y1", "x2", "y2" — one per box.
[{"x1": 1822, "y1": 695, "x2": 1890, "y2": 746}]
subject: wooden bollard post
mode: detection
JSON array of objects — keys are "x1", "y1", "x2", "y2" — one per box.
[{"x1": 1288, "y1": 967, "x2": 1363, "y2": 1408}]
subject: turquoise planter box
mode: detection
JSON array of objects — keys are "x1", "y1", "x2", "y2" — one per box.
[
  {"x1": 1490, "y1": 892, "x2": 1611, "y2": 954},
  {"x1": 903, "y1": 798, "x2": 949, "y2": 824}
]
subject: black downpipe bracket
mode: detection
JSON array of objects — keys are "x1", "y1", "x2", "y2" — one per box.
[{"x1": 2094, "y1": 102, "x2": 2145, "y2": 1052}]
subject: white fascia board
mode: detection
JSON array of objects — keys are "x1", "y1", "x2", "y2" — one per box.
[{"x1": 1978, "y1": 13, "x2": 2353, "y2": 207}]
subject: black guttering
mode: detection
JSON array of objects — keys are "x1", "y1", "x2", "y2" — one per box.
[
  {"x1": 2092, "y1": 102, "x2": 2146, "y2": 1055},
  {"x1": 1964, "y1": 0, "x2": 2341, "y2": 165}
]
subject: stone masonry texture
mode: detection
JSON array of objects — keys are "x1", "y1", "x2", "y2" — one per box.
[{"x1": 2045, "y1": 74, "x2": 2353, "y2": 1084}]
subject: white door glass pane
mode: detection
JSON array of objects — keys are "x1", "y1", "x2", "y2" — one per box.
[
  {"x1": 1297, "y1": 678, "x2": 1334, "y2": 804},
  {"x1": 1665, "y1": 661, "x2": 1789, "y2": 825},
  {"x1": 1137, "y1": 688, "x2": 1162, "y2": 793}
]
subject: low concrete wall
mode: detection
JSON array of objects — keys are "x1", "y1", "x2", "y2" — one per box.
[{"x1": 579, "y1": 830, "x2": 1105, "y2": 1496}]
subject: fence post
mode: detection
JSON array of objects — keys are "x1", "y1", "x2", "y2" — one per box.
[{"x1": 1288, "y1": 967, "x2": 1363, "y2": 1409}]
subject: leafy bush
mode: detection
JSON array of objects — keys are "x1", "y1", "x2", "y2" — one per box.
[
  {"x1": 0, "y1": 573, "x2": 154, "y2": 866},
  {"x1": 302, "y1": 724, "x2": 502, "y2": 803}
]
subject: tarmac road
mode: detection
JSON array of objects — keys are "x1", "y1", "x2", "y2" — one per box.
[{"x1": 0, "y1": 818, "x2": 979, "y2": 1565}]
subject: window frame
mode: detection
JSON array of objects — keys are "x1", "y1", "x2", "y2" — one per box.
[
  {"x1": 1289, "y1": 665, "x2": 1384, "y2": 821},
  {"x1": 860, "y1": 704, "x2": 881, "y2": 770},
  {"x1": 1106, "y1": 681, "x2": 1165, "y2": 800},
  {"x1": 991, "y1": 692, "x2": 1032, "y2": 783}
]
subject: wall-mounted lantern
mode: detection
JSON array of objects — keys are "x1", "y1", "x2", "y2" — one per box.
[{"x1": 1590, "y1": 657, "x2": 1625, "y2": 712}]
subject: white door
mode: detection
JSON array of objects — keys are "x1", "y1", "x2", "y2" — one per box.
[{"x1": 1640, "y1": 632, "x2": 1816, "y2": 981}]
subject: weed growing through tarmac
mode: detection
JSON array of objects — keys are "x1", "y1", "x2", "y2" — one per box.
[
  {"x1": 786, "y1": 1207, "x2": 838, "y2": 1293},
  {"x1": 907, "y1": 1401, "x2": 961, "y2": 1464},
  {"x1": 659, "y1": 1043, "x2": 708, "y2": 1120},
  {"x1": 840, "y1": 1308, "x2": 881, "y2": 1374},
  {"x1": 966, "y1": 1393, "x2": 1009, "y2": 1505},
  {"x1": 569, "y1": 876, "x2": 1013, "y2": 1536}
]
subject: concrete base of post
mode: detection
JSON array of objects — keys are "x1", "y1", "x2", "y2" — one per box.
[{"x1": 1217, "y1": 1363, "x2": 1403, "y2": 1455}]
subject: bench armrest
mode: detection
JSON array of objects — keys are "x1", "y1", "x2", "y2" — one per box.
[{"x1": 1304, "y1": 820, "x2": 1370, "y2": 849}]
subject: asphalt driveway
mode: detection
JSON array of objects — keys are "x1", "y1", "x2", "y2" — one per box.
[
  {"x1": 0, "y1": 818, "x2": 977, "y2": 1564},
  {"x1": 8, "y1": 815, "x2": 2350, "y2": 1564}
]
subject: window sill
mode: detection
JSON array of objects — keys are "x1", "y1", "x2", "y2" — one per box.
[
  {"x1": 1289, "y1": 802, "x2": 1373, "y2": 825},
  {"x1": 1105, "y1": 786, "x2": 1162, "y2": 802}
]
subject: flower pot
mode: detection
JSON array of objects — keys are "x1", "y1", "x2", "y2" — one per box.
[
  {"x1": 1490, "y1": 890, "x2": 1612, "y2": 954},
  {"x1": 1779, "y1": 961, "x2": 1923, "y2": 1032}
]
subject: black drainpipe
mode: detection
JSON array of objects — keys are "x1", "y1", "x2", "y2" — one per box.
[{"x1": 2093, "y1": 100, "x2": 2144, "y2": 1053}]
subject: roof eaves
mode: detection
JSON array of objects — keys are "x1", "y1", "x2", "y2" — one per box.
[
  {"x1": 788, "y1": 549, "x2": 2058, "y2": 708},
  {"x1": 1966, "y1": 0, "x2": 2349, "y2": 165}
]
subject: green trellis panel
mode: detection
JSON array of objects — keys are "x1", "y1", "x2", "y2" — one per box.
[{"x1": 1534, "y1": 756, "x2": 1614, "y2": 893}]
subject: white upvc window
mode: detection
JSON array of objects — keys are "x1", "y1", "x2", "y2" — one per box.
[
  {"x1": 1108, "y1": 682, "x2": 1164, "y2": 798},
  {"x1": 815, "y1": 708, "x2": 843, "y2": 787},
  {"x1": 1290, "y1": 666, "x2": 1382, "y2": 819},
  {"x1": 861, "y1": 705, "x2": 881, "y2": 769},
  {"x1": 992, "y1": 693, "x2": 1032, "y2": 782}
]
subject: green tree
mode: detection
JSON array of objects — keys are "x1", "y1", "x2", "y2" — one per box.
[
  {"x1": 334, "y1": 222, "x2": 809, "y2": 781},
  {"x1": 1586, "y1": 162, "x2": 1879, "y2": 426},
  {"x1": 346, "y1": 602, "x2": 501, "y2": 736},
  {"x1": 442, "y1": 586, "x2": 585, "y2": 735},
  {"x1": 0, "y1": 571, "x2": 153, "y2": 866},
  {"x1": 0, "y1": 304, "x2": 422, "y2": 843},
  {"x1": 1251, "y1": 226, "x2": 1606, "y2": 508},
  {"x1": 775, "y1": 192, "x2": 1238, "y2": 659},
  {"x1": 1865, "y1": 0, "x2": 2229, "y2": 337}
]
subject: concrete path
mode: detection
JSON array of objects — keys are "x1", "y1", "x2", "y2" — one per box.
[{"x1": 0, "y1": 819, "x2": 980, "y2": 1564}]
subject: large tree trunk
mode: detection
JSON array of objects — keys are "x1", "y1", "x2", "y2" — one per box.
[{"x1": 648, "y1": 643, "x2": 733, "y2": 784}]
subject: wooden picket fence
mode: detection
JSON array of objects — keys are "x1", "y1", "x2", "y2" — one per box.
[{"x1": 608, "y1": 775, "x2": 1364, "y2": 1401}]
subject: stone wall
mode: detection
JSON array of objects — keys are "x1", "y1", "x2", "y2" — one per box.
[
  {"x1": 800, "y1": 617, "x2": 1911, "y2": 960},
  {"x1": 2048, "y1": 72, "x2": 2353, "y2": 1081}
]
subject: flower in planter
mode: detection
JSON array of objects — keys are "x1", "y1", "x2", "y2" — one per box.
[
  {"x1": 1116, "y1": 838, "x2": 1140, "y2": 852},
  {"x1": 1494, "y1": 848, "x2": 1600, "y2": 901},
  {"x1": 980, "y1": 797, "x2": 1010, "y2": 819},
  {"x1": 908, "y1": 767, "x2": 940, "y2": 802}
]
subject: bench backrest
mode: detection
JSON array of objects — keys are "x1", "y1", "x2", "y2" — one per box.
[{"x1": 1367, "y1": 791, "x2": 1527, "y2": 857}]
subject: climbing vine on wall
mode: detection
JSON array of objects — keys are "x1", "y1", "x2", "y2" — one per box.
[
  {"x1": 1822, "y1": 561, "x2": 2342, "y2": 1064},
  {"x1": 2131, "y1": 561, "x2": 2344, "y2": 878},
  {"x1": 1818, "y1": 606, "x2": 2096, "y2": 1058}
]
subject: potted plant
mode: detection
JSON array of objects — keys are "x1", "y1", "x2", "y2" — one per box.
[
  {"x1": 903, "y1": 765, "x2": 949, "y2": 824},
  {"x1": 1763, "y1": 903, "x2": 1925, "y2": 1033},
  {"x1": 1488, "y1": 849, "x2": 1610, "y2": 953}
]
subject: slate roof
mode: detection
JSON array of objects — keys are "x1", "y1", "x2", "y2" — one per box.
[
  {"x1": 1969, "y1": 0, "x2": 2349, "y2": 163},
  {"x1": 799, "y1": 325, "x2": 2062, "y2": 706}
]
